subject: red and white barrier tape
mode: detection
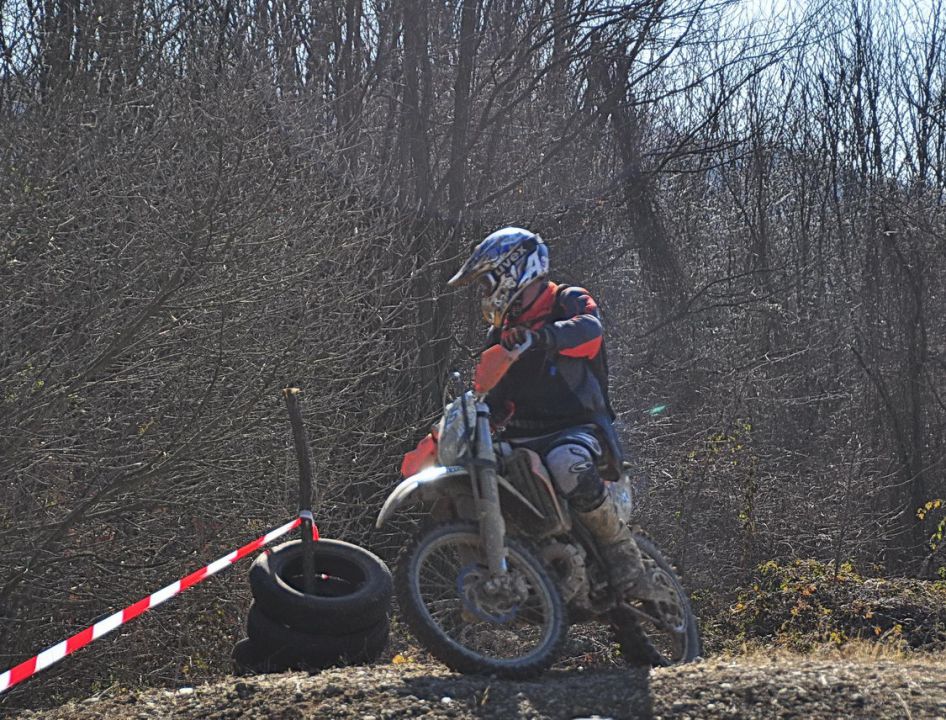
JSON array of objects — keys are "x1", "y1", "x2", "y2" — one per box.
[{"x1": 0, "y1": 516, "x2": 319, "y2": 695}]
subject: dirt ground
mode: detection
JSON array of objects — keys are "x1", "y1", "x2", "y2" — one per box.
[{"x1": 12, "y1": 653, "x2": 946, "y2": 720}]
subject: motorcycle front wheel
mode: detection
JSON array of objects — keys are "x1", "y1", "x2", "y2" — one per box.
[{"x1": 395, "y1": 521, "x2": 567, "y2": 679}]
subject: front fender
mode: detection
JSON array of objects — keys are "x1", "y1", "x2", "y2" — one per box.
[{"x1": 375, "y1": 465, "x2": 469, "y2": 529}]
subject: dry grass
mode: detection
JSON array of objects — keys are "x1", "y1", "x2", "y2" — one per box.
[{"x1": 715, "y1": 638, "x2": 946, "y2": 667}]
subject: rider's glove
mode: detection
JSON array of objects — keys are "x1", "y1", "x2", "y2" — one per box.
[
  {"x1": 500, "y1": 325, "x2": 534, "y2": 351},
  {"x1": 500, "y1": 325, "x2": 554, "y2": 352}
]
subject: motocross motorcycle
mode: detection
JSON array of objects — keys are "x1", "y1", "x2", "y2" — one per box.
[{"x1": 376, "y1": 337, "x2": 701, "y2": 679}]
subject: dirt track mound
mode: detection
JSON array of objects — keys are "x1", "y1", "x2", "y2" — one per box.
[{"x1": 13, "y1": 654, "x2": 946, "y2": 720}]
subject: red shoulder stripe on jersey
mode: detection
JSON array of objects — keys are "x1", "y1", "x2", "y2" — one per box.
[{"x1": 559, "y1": 335, "x2": 602, "y2": 359}]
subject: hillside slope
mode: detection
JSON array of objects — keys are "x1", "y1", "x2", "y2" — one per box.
[{"x1": 14, "y1": 655, "x2": 946, "y2": 719}]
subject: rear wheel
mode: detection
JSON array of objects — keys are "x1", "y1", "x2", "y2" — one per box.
[
  {"x1": 395, "y1": 521, "x2": 567, "y2": 679},
  {"x1": 611, "y1": 533, "x2": 701, "y2": 667}
]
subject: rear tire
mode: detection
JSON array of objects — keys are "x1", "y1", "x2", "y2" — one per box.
[
  {"x1": 611, "y1": 534, "x2": 701, "y2": 667},
  {"x1": 609, "y1": 607, "x2": 663, "y2": 667}
]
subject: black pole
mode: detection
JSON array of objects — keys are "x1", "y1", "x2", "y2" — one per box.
[{"x1": 283, "y1": 387, "x2": 316, "y2": 594}]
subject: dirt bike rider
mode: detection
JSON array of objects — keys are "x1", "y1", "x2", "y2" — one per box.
[{"x1": 448, "y1": 226, "x2": 653, "y2": 599}]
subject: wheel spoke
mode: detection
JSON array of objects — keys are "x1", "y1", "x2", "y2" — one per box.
[
  {"x1": 407, "y1": 526, "x2": 562, "y2": 667},
  {"x1": 615, "y1": 537, "x2": 700, "y2": 667}
]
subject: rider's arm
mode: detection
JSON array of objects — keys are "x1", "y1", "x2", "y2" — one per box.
[
  {"x1": 483, "y1": 325, "x2": 505, "y2": 392},
  {"x1": 540, "y1": 287, "x2": 603, "y2": 359}
]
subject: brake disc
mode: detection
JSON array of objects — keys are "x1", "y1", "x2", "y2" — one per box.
[{"x1": 457, "y1": 564, "x2": 528, "y2": 623}]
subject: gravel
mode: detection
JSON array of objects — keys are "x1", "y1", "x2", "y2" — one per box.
[{"x1": 11, "y1": 654, "x2": 946, "y2": 720}]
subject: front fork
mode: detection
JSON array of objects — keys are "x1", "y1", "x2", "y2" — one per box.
[{"x1": 471, "y1": 400, "x2": 508, "y2": 576}]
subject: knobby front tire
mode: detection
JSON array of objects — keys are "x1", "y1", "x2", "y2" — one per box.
[{"x1": 395, "y1": 521, "x2": 567, "y2": 679}]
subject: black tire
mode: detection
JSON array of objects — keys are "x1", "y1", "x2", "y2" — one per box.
[
  {"x1": 247, "y1": 601, "x2": 389, "y2": 668},
  {"x1": 232, "y1": 638, "x2": 262, "y2": 674},
  {"x1": 249, "y1": 538, "x2": 392, "y2": 634},
  {"x1": 395, "y1": 521, "x2": 567, "y2": 679},
  {"x1": 231, "y1": 638, "x2": 295, "y2": 675},
  {"x1": 611, "y1": 533, "x2": 701, "y2": 667},
  {"x1": 609, "y1": 606, "x2": 663, "y2": 667}
]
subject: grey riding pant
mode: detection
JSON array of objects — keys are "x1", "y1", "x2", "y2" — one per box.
[{"x1": 505, "y1": 425, "x2": 606, "y2": 512}]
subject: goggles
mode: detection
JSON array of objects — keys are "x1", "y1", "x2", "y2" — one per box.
[{"x1": 477, "y1": 273, "x2": 498, "y2": 297}]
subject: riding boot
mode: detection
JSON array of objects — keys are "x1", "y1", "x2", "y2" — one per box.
[{"x1": 576, "y1": 492, "x2": 647, "y2": 596}]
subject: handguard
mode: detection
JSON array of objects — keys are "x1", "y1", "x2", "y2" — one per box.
[{"x1": 473, "y1": 333, "x2": 533, "y2": 394}]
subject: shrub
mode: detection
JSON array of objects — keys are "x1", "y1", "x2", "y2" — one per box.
[{"x1": 724, "y1": 559, "x2": 946, "y2": 651}]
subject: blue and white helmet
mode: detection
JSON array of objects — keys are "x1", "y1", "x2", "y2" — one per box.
[{"x1": 448, "y1": 227, "x2": 549, "y2": 327}]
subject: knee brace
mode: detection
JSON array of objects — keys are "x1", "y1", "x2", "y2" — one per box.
[{"x1": 544, "y1": 442, "x2": 606, "y2": 512}]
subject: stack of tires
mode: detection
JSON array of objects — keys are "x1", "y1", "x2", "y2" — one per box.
[{"x1": 233, "y1": 538, "x2": 393, "y2": 674}]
